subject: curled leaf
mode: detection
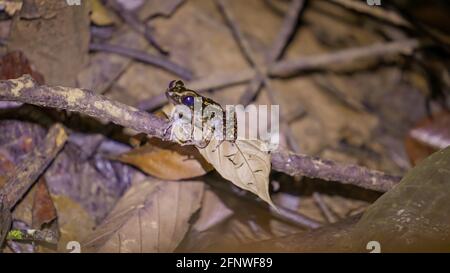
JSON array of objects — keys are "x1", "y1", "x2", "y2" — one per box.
[{"x1": 113, "y1": 138, "x2": 212, "y2": 180}]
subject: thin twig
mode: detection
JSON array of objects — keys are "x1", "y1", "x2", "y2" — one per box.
[
  {"x1": 215, "y1": 0, "x2": 265, "y2": 106},
  {"x1": 312, "y1": 192, "x2": 338, "y2": 223},
  {"x1": 216, "y1": 0, "x2": 305, "y2": 106},
  {"x1": 89, "y1": 42, "x2": 193, "y2": 80},
  {"x1": 107, "y1": 0, "x2": 168, "y2": 55},
  {"x1": 215, "y1": 0, "x2": 260, "y2": 67},
  {"x1": 266, "y1": 0, "x2": 305, "y2": 63},
  {"x1": 269, "y1": 38, "x2": 421, "y2": 77},
  {"x1": 329, "y1": 0, "x2": 450, "y2": 52},
  {"x1": 328, "y1": 0, "x2": 410, "y2": 27},
  {"x1": 0, "y1": 75, "x2": 402, "y2": 193}
]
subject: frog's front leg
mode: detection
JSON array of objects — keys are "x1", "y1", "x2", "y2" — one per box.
[
  {"x1": 194, "y1": 123, "x2": 213, "y2": 149},
  {"x1": 163, "y1": 122, "x2": 173, "y2": 137}
]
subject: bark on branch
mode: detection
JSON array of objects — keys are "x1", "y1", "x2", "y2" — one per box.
[{"x1": 0, "y1": 75, "x2": 402, "y2": 193}]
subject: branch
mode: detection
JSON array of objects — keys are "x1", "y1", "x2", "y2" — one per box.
[
  {"x1": 329, "y1": 0, "x2": 410, "y2": 27},
  {"x1": 89, "y1": 43, "x2": 193, "y2": 80},
  {"x1": 271, "y1": 151, "x2": 401, "y2": 192},
  {"x1": 107, "y1": 0, "x2": 168, "y2": 55},
  {"x1": 0, "y1": 75, "x2": 402, "y2": 193},
  {"x1": 266, "y1": 0, "x2": 305, "y2": 63},
  {"x1": 269, "y1": 39, "x2": 421, "y2": 77},
  {"x1": 0, "y1": 75, "x2": 170, "y2": 141}
]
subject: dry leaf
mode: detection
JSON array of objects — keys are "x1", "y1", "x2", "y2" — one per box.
[
  {"x1": 82, "y1": 180, "x2": 204, "y2": 253},
  {"x1": 90, "y1": 0, "x2": 116, "y2": 26},
  {"x1": 408, "y1": 111, "x2": 450, "y2": 150},
  {"x1": 51, "y1": 194, "x2": 96, "y2": 252},
  {"x1": 8, "y1": 0, "x2": 90, "y2": 86},
  {"x1": 114, "y1": 138, "x2": 212, "y2": 180},
  {"x1": 0, "y1": 51, "x2": 45, "y2": 84},
  {"x1": 198, "y1": 138, "x2": 274, "y2": 207},
  {"x1": 405, "y1": 111, "x2": 450, "y2": 165},
  {"x1": 192, "y1": 189, "x2": 233, "y2": 232},
  {"x1": 32, "y1": 178, "x2": 57, "y2": 229}
]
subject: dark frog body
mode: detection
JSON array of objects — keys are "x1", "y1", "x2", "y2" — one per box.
[{"x1": 165, "y1": 80, "x2": 237, "y2": 148}]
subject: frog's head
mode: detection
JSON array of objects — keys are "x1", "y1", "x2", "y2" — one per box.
[{"x1": 166, "y1": 80, "x2": 197, "y2": 108}]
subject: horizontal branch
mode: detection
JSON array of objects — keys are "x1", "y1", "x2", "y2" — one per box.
[
  {"x1": 0, "y1": 75, "x2": 170, "y2": 141},
  {"x1": 271, "y1": 151, "x2": 401, "y2": 192},
  {"x1": 329, "y1": 0, "x2": 410, "y2": 27},
  {"x1": 269, "y1": 39, "x2": 421, "y2": 77},
  {"x1": 0, "y1": 75, "x2": 401, "y2": 192}
]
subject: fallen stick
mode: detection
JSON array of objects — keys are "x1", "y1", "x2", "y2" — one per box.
[{"x1": 269, "y1": 39, "x2": 421, "y2": 77}]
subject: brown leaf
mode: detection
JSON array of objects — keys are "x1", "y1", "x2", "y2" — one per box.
[
  {"x1": 8, "y1": 0, "x2": 90, "y2": 86},
  {"x1": 0, "y1": 51, "x2": 45, "y2": 84},
  {"x1": 51, "y1": 194, "x2": 96, "y2": 252},
  {"x1": 198, "y1": 138, "x2": 274, "y2": 207},
  {"x1": 114, "y1": 138, "x2": 212, "y2": 180},
  {"x1": 192, "y1": 189, "x2": 233, "y2": 232},
  {"x1": 82, "y1": 180, "x2": 204, "y2": 253},
  {"x1": 32, "y1": 178, "x2": 57, "y2": 229},
  {"x1": 405, "y1": 111, "x2": 450, "y2": 165}
]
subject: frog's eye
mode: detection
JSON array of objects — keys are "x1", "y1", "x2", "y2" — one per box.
[{"x1": 182, "y1": 95, "x2": 194, "y2": 106}]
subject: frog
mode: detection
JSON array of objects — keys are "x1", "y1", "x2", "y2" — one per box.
[{"x1": 165, "y1": 80, "x2": 237, "y2": 150}]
